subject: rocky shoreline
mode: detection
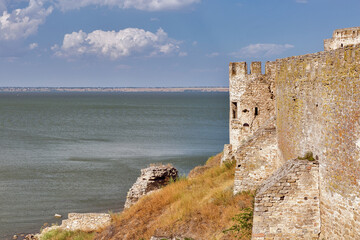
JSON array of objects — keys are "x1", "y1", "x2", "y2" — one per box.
[{"x1": 14, "y1": 164, "x2": 178, "y2": 240}]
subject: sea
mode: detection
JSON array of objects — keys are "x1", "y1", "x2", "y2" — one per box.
[{"x1": 0, "y1": 92, "x2": 229, "y2": 238}]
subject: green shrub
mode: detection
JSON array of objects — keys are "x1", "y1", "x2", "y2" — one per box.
[
  {"x1": 223, "y1": 207, "x2": 253, "y2": 239},
  {"x1": 298, "y1": 151, "x2": 315, "y2": 161}
]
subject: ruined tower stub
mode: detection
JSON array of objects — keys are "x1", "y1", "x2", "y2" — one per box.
[
  {"x1": 324, "y1": 26, "x2": 360, "y2": 51},
  {"x1": 228, "y1": 61, "x2": 275, "y2": 149}
]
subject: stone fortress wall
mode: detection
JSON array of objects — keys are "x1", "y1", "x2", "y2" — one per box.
[{"x1": 223, "y1": 27, "x2": 360, "y2": 239}]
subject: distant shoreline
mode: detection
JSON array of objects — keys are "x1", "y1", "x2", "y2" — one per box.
[{"x1": 0, "y1": 87, "x2": 229, "y2": 93}]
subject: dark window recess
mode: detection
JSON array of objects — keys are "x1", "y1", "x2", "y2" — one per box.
[
  {"x1": 255, "y1": 107, "x2": 259, "y2": 116},
  {"x1": 341, "y1": 43, "x2": 344, "y2": 47},
  {"x1": 243, "y1": 123, "x2": 249, "y2": 127},
  {"x1": 280, "y1": 196, "x2": 285, "y2": 201},
  {"x1": 232, "y1": 102, "x2": 238, "y2": 119},
  {"x1": 242, "y1": 109, "x2": 249, "y2": 113},
  {"x1": 232, "y1": 68, "x2": 236, "y2": 75}
]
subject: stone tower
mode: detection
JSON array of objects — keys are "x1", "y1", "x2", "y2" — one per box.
[
  {"x1": 324, "y1": 26, "x2": 360, "y2": 51},
  {"x1": 228, "y1": 61, "x2": 275, "y2": 148}
]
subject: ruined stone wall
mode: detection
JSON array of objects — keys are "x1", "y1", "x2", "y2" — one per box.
[
  {"x1": 252, "y1": 159, "x2": 320, "y2": 240},
  {"x1": 227, "y1": 61, "x2": 279, "y2": 193},
  {"x1": 229, "y1": 62, "x2": 275, "y2": 149},
  {"x1": 275, "y1": 44, "x2": 360, "y2": 239},
  {"x1": 324, "y1": 27, "x2": 360, "y2": 51},
  {"x1": 233, "y1": 118, "x2": 281, "y2": 194}
]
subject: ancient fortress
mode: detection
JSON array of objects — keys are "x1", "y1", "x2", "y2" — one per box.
[{"x1": 222, "y1": 27, "x2": 360, "y2": 239}]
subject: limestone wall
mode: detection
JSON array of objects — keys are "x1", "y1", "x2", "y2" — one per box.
[
  {"x1": 252, "y1": 159, "x2": 320, "y2": 240},
  {"x1": 324, "y1": 27, "x2": 360, "y2": 51},
  {"x1": 233, "y1": 118, "x2": 281, "y2": 194},
  {"x1": 275, "y1": 44, "x2": 360, "y2": 239},
  {"x1": 229, "y1": 62, "x2": 275, "y2": 149}
]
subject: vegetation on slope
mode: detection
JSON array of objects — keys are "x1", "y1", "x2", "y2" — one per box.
[
  {"x1": 40, "y1": 229, "x2": 94, "y2": 240},
  {"x1": 41, "y1": 153, "x2": 254, "y2": 240},
  {"x1": 96, "y1": 153, "x2": 254, "y2": 240}
]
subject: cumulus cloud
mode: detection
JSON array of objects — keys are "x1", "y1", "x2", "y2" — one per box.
[
  {"x1": 231, "y1": 43, "x2": 294, "y2": 58},
  {"x1": 0, "y1": 0, "x2": 53, "y2": 41},
  {"x1": 54, "y1": 28, "x2": 182, "y2": 60},
  {"x1": 55, "y1": 0, "x2": 201, "y2": 11}
]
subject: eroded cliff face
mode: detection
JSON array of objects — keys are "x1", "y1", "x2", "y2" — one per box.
[
  {"x1": 124, "y1": 164, "x2": 178, "y2": 209},
  {"x1": 225, "y1": 28, "x2": 360, "y2": 239}
]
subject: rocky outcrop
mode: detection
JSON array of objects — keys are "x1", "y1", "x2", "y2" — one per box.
[
  {"x1": 60, "y1": 213, "x2": 111, "y2": 232},
  {"x1": 38, "y1": 213, "x2": 111, "y2": 238},
  {"x1": 124, "y1": 164, "x2": 178, "y2": 209}
]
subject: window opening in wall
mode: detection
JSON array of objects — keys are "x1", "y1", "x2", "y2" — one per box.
[
  {"x1": 243, "y1": 123, "x2": 249, "y2": 127},
  {"x1": 255, "y1": 107, "x2": 259, "y2": 116},
  {"x1": 231, "y1": 102, "x2": 238, "y2": 119},
  {"x1": 242, "y1": 109, "x2": 249, "y2": 113},
  {"x1": 341, "y1": 43, "x2": 344, "y2": 47},
  {"x1": 232, "y1": 68, "x2": 236, "y2": 75}
]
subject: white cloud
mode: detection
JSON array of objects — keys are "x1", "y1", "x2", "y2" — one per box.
[
  {"x1": 0, "y1": 0, "x2": 53, "y2": 41},
  {"x1": 55, "y1": 0, "x2": 201, "y2": 11},
  {"x1": 29, "y1": 42, "x2": 38, "y2": 49},
  {"x1": 231, "y1": 43, "x2": 294, "y2": 58},
  {"x1": 54, "y1": 28, "x2": 182, "y2": 60},
  {"x1": 179, "y1": 51, "x2": 187, "y2": 57}
]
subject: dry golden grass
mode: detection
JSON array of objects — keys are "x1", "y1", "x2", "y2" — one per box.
[{"x1": 96, "y1": 153, "x2": 254, "y2": 240}]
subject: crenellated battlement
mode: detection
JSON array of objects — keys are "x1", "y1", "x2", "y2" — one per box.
[
  {"x1": 228, "y1": 61, "x2": 276, "y2": 149},
  {"x1": 229, "y1": 62, "x2": 247, "y2": 77},
  {"x1": 324, "y1": 26, "x2": 360, "y2": 51}
]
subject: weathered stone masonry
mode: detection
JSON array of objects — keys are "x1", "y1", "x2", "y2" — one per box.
[
  {"x1": 252, "y1": 159, "x2": 320, "y2": 240},
  {"x1": 223, "y1": 27, "x2": 360, "y2": 239}
]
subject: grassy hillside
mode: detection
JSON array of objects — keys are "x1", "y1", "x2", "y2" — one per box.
[{"x1": 41, "y1": 153, "x2": 254, "y2": 240}]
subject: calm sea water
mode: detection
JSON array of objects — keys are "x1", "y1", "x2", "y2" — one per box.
[{"x1": 0, "y1": 92, "x2": 229, "y2": 238}]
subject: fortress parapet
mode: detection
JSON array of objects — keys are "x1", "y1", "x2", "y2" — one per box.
[
  {"x1": 224, "y1": 27, "x2": 360, "y2": 240},
  {"x1": 324, "y1": 26, "x2": 360, "y2": 51},
  {"x1": 228, "y1": 61, "x2": 275, "y2": 149}
]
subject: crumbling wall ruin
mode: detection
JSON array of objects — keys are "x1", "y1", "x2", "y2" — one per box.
[
  {"x1": 233, "y1": 118, "x2": 280, "y2": 194},
  {"x1": 324, "y1": 27, "x2": 360, "y2": 51},
  {"x1": 228, "y1": 61, "x2": 276, "y2": 149},
  {"x1": 252, "y1": 159, "x2": 320, "y2": 240}
]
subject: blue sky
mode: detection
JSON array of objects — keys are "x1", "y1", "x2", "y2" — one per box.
[{"x1": 0, "y1": 0, "x2": 359, "y2": 87}]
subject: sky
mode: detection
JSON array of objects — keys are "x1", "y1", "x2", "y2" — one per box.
[{"x1": 0, "y1": 0, "x2": 359, "y2": 87}]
